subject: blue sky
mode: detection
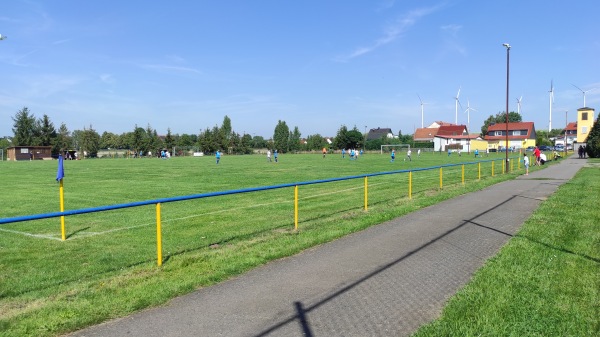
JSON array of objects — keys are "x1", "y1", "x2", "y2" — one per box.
[{"x1": 1, "y1": 0, "x2": 599, "y2": 139}]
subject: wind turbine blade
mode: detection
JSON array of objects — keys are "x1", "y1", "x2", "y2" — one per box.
[
  {"x1": 456, "y1": 87, "x2": 461, "y2": 99},
  {"x1": 572, "y1": 83, "x2": 584, "y2": 93},
  {"x1": 417, "y1": 94, "x2": 423, "y2": 104}
]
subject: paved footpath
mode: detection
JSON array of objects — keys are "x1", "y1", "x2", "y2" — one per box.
[{"x1": 69, "y1": 157, "x2": 586, "y2": 337}]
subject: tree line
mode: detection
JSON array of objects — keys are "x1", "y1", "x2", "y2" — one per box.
[{"x1": 5, "y1": 107, "x2": 424, "y2": 158}]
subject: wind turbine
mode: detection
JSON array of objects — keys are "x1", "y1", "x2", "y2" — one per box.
[
  {"x1": 572, "y1": 84, "x2": 595, "y2": 107},
  {"x1": 417, "y1": 94, "x2": 429, "y2": 128},
  {"x1": 548, "y1": 80, "x2": 554, "y2": 132},
  {"x1": 464, "y1": 99, "x2": 477, "y2": 132},
  {"x1": 454, "y1": 87, "x2": 462, "y2": 125},
  {"x1": 516, "y1": 95, "x2": 523, "y2": 115}
]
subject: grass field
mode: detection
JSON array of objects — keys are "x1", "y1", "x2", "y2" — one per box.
[{"x1": 0, "y1": 150, "x2": 542, "y2": 336}]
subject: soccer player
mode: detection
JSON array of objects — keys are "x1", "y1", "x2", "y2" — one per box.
[
  {"x1": 406, "y1": 149, "x2": 412, "y2": 161},
  {"x1": 216, "y1": 150, "x2": 221, "y2": 164},
  {"x1": 390, "y1": 149, "x2": 395, "y2": 162},
  {"x1": 274, "y1": 150, "x2": 278, "y2": 163}
]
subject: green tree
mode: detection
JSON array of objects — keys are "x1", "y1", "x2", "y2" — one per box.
[
  {"x1": 78, "y1": 125, "x2": 101, "y2": 158},
  {"x1": 0, "y1": 137, "x2": 10, "y2": 160},
  {"x1": 177, "y1": 133, "x2": 197, "y2": 147},
  {"x1": 333, "y1": 125, "x2": 349, "y2": 150},
  {"x1": 220, "y1": 116, "x2": 232, "y2": 150},
  {"x1": 198, "y1": 127, "x2": 214, "y2": 153},
  {"x1": 273, "y1": 120, "x2": 289, "y2": 152},
  {"x1": 585, "y1": 115, "x2": 600, "y2": 158},
  {"x1": 251, "y1": 135, "x2": 267, "y2": 149},
  {"x1": 333, "y1": 125, "x2": 363, "y2": 150},
  {"x1": 145, "y1": 124, "x2": 162, "y2": 155},
  {"x1": 38, "y1": 114, "x2": 57, "y2": 147},
  {"x1": 55, "y1": 123, "x2": 71, "y2": 152},
  {"x1": 346, "y1": 126, "x2": 365, "y2": 149},
  {"x1": 164, "y1": 128, "x2": 175, "y2": 151},
  {"x1": 288, "y1": 126, "x2": 301, "y2": 153},
  {"x1": 119, "y1": 132, "x2": 133, "y2": 150},
  {"x1": 11, "y1": 107, "x2": 38, "y2": 146},
  {"x1": 305, "y1": 134, "x2": 326, "y2": 151},
  {"x1": 100, "y1": 131, "x2": 120, "y2": 149},
  {"x1": 481, "y1": 111, "x2": 522, "y2": 137},
  {"x1": 240, "y1": 133, "x2": 253, "y2": 154},
  {"x1": 132, "y1": 125, "x2": 147, "y2": 156}
]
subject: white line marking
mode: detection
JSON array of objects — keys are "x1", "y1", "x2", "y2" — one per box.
[{"x1": 8, "y1": 181, "x2": 389, "y2": 240}]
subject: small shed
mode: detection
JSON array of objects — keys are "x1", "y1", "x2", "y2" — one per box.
[{"x1": 7, "y1": 146, "x2": 53, "y2": 161}]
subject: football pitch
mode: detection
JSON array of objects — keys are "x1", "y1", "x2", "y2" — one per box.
[{"x1": 0, "y1": 151, "x2": 519, "y2": 336}]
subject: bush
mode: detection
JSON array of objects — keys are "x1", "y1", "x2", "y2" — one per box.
[{"x1": 586, "y1": 115, "x2": 600, "y2": 158}]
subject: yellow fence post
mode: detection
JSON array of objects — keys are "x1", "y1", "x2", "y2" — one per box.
[
  {"x1": 478, "y1": 162, "x2": 481, "y2": 180},
  {"x1": 59, "y1": 179, "x2": 66, "y2": 241},
  {"x1": 409, "y1": 171, "x2": 412, "y2": 199},
  {"x1": 462, "y1": 164, "x2": 465, "y2": 185},
  {"x1": 439, "y1": 167, "x2": 443, "y2": 189},
  {"x1": 156, "y1": 203, "x2": 163, "y2": 267},
  {"x1": 502, "y1": 159, "x2": 505, "y2": 174},
  {"x1": 364, "y1": 176, "x2": 368, "y2": 211},
  {"x1": 492, "y1": 161, "x2": 495, "y2": 176},
  {"x1": 294, "y1": 185, "x2": 299, "y2": 231}
]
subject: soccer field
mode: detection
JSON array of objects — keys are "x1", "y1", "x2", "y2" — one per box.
[{"x1": 0, "y1": 151, "x2": 519, "y2": 336}]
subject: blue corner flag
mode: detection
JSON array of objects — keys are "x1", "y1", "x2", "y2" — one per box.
[{"x1": 56, "y1": 154, "x2": 65, "y2": 182}]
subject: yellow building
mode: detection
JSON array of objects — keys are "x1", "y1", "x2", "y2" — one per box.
[{"x1": 576, "y1": 107, "x2": 595, "y2": 143}]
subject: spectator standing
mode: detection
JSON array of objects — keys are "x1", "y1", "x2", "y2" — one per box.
[{"x1": 533, "y1": 146, "x2": 541, "y2": 166}]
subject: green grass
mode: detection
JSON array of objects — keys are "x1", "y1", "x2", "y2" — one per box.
[
  {"x1": 0, "y1": 151, "x2": 548, "y2": 336},
  {"x1": 412, "y1": 159, "x2": 600, "y2": 337}
]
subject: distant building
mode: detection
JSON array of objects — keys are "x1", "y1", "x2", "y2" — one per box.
[
  {"x1": 555, "y1": 107, "x2": 595, "y2": 152},
  {"x1": 572, "y1": 107, "x2": 595, "y2": 148},
  {"x1": 7, "y1": 146, "x2": 53, "y2": 161},
  {"x1": 484, "y1": 122, "x2": 536, "y2": 150},
  {"x1": 367, "y1": 127, "x2": 394, "y2": 140},
  {"x1": 413, "y1": 128, "x2": 438, "y2": 142},
  {"x1": 433, "y1": 125, "x2": 479, "y2": 152}
]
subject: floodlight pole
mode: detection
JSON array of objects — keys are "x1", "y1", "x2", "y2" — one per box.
[
  {"x1": 503, "y1": 43, "x2": 511, "y2": 172},
  {"x1": 565, "y1": 110, "x2": 568, "y2": 158}
]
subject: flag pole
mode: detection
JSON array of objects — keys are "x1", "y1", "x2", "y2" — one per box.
[
  {"x1": 56, "y1": 154, "x2": 66, "y2": 240},
  {"x1": 60, "y1": 179, "x2": 65, "y2": 240}
]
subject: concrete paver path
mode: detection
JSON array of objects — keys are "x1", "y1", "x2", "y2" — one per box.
[{"x1": 69, "y1": 157, "x2": 585, "y2": 337}]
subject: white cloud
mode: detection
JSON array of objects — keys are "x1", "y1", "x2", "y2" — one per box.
[
  {"x1": 140, "y1": 63, "x2": 202, "y2": 75},
  {"x1": 336, "y1": 4, "x2": 443, "y2": 62}
]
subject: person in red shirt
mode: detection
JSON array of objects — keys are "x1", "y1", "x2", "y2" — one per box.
[{"x1": 533, "y1": 146, "x2": 541, "y2": 166}]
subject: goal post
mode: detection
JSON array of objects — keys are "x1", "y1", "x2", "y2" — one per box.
[{"x1": 380, "y1": 144, "x2": 410, "y2": 154}]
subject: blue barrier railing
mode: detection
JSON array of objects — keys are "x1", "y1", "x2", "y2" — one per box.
[
  {"x1": 1, "y1": 157, "x2": 518, "y2": 265},
  {"x1": 0, "y1": 158, "x2": 513, "y2": 225}
]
